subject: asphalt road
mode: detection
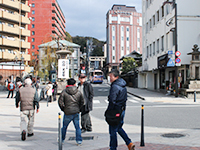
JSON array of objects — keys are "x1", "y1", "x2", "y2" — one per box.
[{"x1": 91, "y1": 83, "x2": 200, "y2": 129}]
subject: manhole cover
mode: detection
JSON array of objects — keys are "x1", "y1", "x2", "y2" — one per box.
[
  {"x1": 161, "y1": 133, "x2": 186, "y2": 138},
  {"x1": 68, "y1": 136, "x2": 94, "y2": 141}
]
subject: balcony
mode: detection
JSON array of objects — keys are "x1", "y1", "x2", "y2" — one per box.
[
  {"x1": 21, "y1": 41, "x2": 30, "y2": 49},
  {"x1": 0, "y1": 10, "x2": 30, "y2": 24},
  {"x1": 0, "y1": 0, "x2": 30, "y2": 12},
  {"x1": 0, "y1": 51, "x2": 31, "y2": 61},
  {"x1": 0, "y1": 24, "x2": 30, "y2": 36},
  {"x1": 0, "y1": 38, "x2": 30, "y2": 49}
]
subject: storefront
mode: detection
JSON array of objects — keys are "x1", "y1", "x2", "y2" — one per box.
[{"x1": 158, "y1": 54, "x2": 168, "y2": 90}]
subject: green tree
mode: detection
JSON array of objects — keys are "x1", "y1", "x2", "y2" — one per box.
[
  {"x1": 65, "y1": 32, "x2": 73, "y2": 42},
  {"x1": 121, "y1": 57, "x2": 138, "y2": 74}
]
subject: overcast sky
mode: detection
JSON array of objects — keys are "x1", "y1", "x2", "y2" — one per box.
[{"x1": 58, "y1": 0, "x2": 142, "y2": 41}]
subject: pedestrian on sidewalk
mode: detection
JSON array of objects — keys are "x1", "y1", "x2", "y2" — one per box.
[
  {"x1": 7, "y1": 81, "x2": 15, "y2": 98},
  {"x1": 106, "y1": 69, "x2": 135, "y2": 150},
  {"x1": 15, "y1": 78, "x2": 39, "y2": 141},
  {"x1": 78, "y1": 73, "x2": 94, "y2": 133},
  {"x1": 47, "y1": 81, "x2": 53, "y2": 102},
  {"x1": 58, "y1": 78, "x2": 84, "y2": 145}
]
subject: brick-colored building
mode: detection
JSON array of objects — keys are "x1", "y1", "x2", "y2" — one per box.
[
  {"x1": 106, "y1": 5, "x2": 142, "y2": 70},
  {"x1": 28, "y1": 0, "x2": 66, "y2": 62}
]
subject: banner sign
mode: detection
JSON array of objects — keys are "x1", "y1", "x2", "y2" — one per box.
[{"x1": 58, "y1": 59, "x2": 69, "y2": 79}]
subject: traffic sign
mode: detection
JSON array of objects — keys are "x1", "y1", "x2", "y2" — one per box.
[
  {"x1": 175, "y1": 58, "x2": 181, "y2": 63},
  {"x1": 167, "y1": 58, "x2": 175, "y2": 67},
  {"x1": 168, "y1": 50, "x2": 173, "y2": 55},
  {"x1": 175, "y1": 51, "x2": 181, "y2": 57}
]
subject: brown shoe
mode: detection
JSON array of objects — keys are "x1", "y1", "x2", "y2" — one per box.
[{"x1": 128, "y1": 142, "x2": 135, "y2": 150}]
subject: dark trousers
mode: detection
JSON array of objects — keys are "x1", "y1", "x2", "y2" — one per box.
[
  {"x1": 7, "y1": 91, "x2": 13, "y2": 98},
  {"x1": 81, "y1": 111, "x2": 92, "y2": 131}
]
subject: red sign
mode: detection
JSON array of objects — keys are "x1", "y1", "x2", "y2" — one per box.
[
  {"x1": 175, "y1": 51, "x2": 181, "y2": 57},
  {"x1": 175, "y1": 58, "x2": 181, "y2": 63}
]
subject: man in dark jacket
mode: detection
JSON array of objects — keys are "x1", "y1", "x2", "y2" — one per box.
[
  {"x1": 15, "y1": 78, "x2": 39, "y2": 141},
  {"x1": 78, "y1": 73, "x2": 94, "y2": 133},
  {"x1": 58, "y1": 78, "x2": 84, "y2": 145},
  {"x1": 106, "y1": 70, "x2": 135, "y2": 150}
]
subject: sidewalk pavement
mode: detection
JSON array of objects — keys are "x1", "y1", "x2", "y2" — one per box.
[
  {"x1": 126, "y1": 87, "x2": 200, "y2": 104},
  {"x1": 0, "y1": 89, "x2": 200, "y2": 150}
]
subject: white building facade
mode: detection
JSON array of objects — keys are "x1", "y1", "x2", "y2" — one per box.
[{"x1": 139, "y1": 0, "x2": 200, "y2": 91}]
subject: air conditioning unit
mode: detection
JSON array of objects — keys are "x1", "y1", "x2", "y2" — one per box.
[
  {"x1": 29, "y1": 17, "x2": 32, "y2": 20},
  {"x1": 29, "y1": 4, "x2": 32, "y2": 7}
]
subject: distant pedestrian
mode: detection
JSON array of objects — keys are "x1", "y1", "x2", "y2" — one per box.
[
  {"x1": 78, "y1": 73, "x2": 94, "y2": 133},
  {"x1": 47, "y1": 81, "x2": 53, "y2": 102},
  {"x1": 15, "y1": 78, "x2": 39, "y2": 141},
  {"x1": 7, "y1": 81, "x2": 15, "y2": 98},
  {"x1": 58, "y1": 78, "x2": 84, "y2": 145},
  {"x1": 52, "y1": 82, "x2": 57, "y2": 101},
  {"x1": 106, "y1": 69, "x2": 135, "y2": 150}
]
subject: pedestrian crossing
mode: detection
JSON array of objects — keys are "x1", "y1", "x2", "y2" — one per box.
[{"x1": 93, "y1": 99, "x2": 139, "y2": 104}]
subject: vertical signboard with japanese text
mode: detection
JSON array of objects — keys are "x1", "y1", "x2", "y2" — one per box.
[{"x1": 58, "y1": 59, "x2": 69, "y2": 79}]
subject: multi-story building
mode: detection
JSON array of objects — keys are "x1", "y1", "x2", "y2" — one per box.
[
  {"x1": 28, "y1": 0, "x2": 66, "y2": 62},
  {"x1": 0, "y1": 0, "x2": 31, "y2": 82},
  {"x1": 139, "y1": 0, "x2": 200, "y2": 91},
  {"x1": 106, "y1": 4, "x2": 142, "y2": 71}
]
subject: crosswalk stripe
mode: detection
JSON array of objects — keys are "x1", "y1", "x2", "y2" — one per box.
[
  {"x1": 93, "y1": 100, "x2": 100, "y2": 104},
  {"x1": 104, "y1": 100, "x2": 109, "y2": 104},
  {"x1": 128, "y1": 100, "x2": 139, "y2": 103}
]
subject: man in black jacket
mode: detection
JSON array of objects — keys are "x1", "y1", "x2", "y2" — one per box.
[
  {"x1": 78, "y1": 74, "x2": 94, "y2": 133},
  {"x1": 106, "y1": 70, "x2": 135, "y2": 150},
  {"x1": 58, "y1": 78, "x2": 84, "y2": 145}
]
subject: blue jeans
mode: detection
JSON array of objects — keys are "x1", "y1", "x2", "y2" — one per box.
[
  {"x1": 109, "y1": 110, "x2": 132, "y2": 150},
  {"x1": 62, "y1": 113, "x2": 82, "y2": 143}
]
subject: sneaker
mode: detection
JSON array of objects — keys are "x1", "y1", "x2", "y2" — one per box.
[
  {"x1": 86, "y1": 129, "x2": 92, "y2": 132},
  {"x1": 127, "y1": 142, "x2": 135, "y2": 150},
  {"x1": 21, "y1": 130, "x2": 26, "y2": 141},
  {"x1": 76, "y1": 141, "x2": 82, "y2": 146},
  {"x1": 27, "y1": 133, "x2": 34, "y2": 137},
  {"x1": 81, "y1": 129, "x2": 86, "y2": 133}
]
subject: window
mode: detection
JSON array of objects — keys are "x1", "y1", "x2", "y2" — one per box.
[
  {"x1": 127, "y1": 37, "x2": 129, "y2": 41},
  {"x1": 32, "y1": 3, "x2": 35, "y2": 7},
  {"x1": 173, "y1": 31, "x2": 175, "y2": 46},
  {"x1": 149, "y1": 19, "x2": 152, "y2": 29},
  {"x1": 121, "y1": 47, "x2": 124, "y2": 50},
  {"x1": 146, "y1": 22, "x2": 148, "y2": 33},
  {"x1": 32, "y1": 17, "x2": 35, "y2": 21},
  {"x1": 127, "y1": 27, "x2": 129, "y2": 31},
  {"x1": 113, "y1": 36, "x2": 115, "y2": 41},
  {"x1": 153, "y1": 42, "x2": 155, "y2": 55},
  {"x1": 32, "y1": 31, "x2": 35, "y2": 35},
  {"x1": 161, "y1": 6, "x2": 164, "y2": 18},
  {"x1": 157, "y1": 10, "x2": 159, "y2": 22},
  {"x1": 112, "y1": 26, "x2": 115, "y2": 31},
  {"x1": 31, "y1": 38, "x2": 35, "y2": 42},
  {"x1": 112, "y1": 46, "x2": 115, "y2": 50},
  {"x1": 32, "y1": 10, "x2": 35, "y2": 14},
  {"x1": 146, "y1": 46, "x2": 149, "y2": 58},
  {"x1": 32, "y1": 24, "x2": 35, "y2": 28},
  {"x1": 153, "y1": 15, "x2": 155, "y2": 26},
  {"x1": 32, "y1": 45, "x2": 35, "y2": 49},
  {"x1": 122, "y1": 37, "x2": 124, "y2": 41},
  {"x1": 161, "y1": 36, "x2": 164, "y2": 51},
  {"x1": 32, "y1": 52, "x2": 35, "y2": 56},
  {"x1": 150, "y1": 44, "x2": 152, "y2": 57},
  {"x1": 137, "y1": 38, "x2": 140, "y2": 42},
  {"x1": 157, "y1": 39, "x2": 159, "y2": 53}
]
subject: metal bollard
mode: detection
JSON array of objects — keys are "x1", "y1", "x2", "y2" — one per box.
[
  {"x1": 194, "y1": 91, "x2": 196, "y2": 102},
  {"x1": 140, "y1": 105, "x2": 145, "y2": 147},
  {"x1": 58, "y1": 113, "x2": 62, "y2": 150}
]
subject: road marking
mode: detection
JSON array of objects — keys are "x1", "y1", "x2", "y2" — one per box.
[
  {"x1": 128, "y1": 100, "x2": 139, "y2": 103},
  {"x1": 98, "y1": 89, "x2": 103, "y2": 91},
  {"x1": 93, "y1": 100, "x2": 100, "y2": 104},
  {"x1": 104, "y1": 100, "x2": 109, "y2": 104}
]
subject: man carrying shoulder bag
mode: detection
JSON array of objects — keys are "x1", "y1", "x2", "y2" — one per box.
[{"x1": 105, "y1": 69, "x2": 135, "y2": 150}]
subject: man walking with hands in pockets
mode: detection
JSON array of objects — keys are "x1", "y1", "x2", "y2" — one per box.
[{"x1": 106, "y1": 69, "x2": 135, "y2": 150}]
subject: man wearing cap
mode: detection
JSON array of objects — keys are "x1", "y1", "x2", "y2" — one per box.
[
  {"x1": 106, "y1": 69, "x2": 135, "y2": 150},
  {"x1": 78, "y1": 73, "x2": 94, "y2": 133}
]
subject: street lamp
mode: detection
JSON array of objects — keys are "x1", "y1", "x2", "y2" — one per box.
[{"x1": 163, "y1": 0, "x2": 178, "y2": 97}]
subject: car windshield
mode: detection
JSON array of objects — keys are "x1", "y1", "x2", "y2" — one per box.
[{"x1": 95, "y1": 72, "x2": 103, "y2": 75}]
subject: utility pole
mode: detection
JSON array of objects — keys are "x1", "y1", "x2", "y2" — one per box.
[
  {"x1": 86, "y1": 39, "x2": 93, "y2": 79},
  {"x1": 174, "y1": 0, "x2": 178, "y2": 97}
]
